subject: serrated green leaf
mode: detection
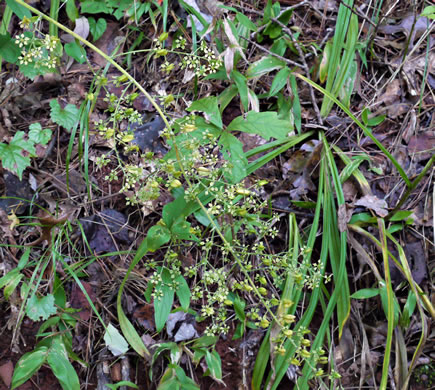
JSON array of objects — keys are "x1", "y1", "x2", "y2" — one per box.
[
  {"x1": 29, "y1": 123, "x2": 52, "y2": 145},
  {"x1": 19, "y1": 62, "x2": 51, "y2": 80},
  {"x1": 0, "y1": 33, "x2": 21, "y2": 63},
  {"x1": 227, "y1": 111, "x2": 291, "y2": 140},
  {"x1": 49, "y1": 100, "x2": 79, "y2": 131},
  {"x1": 47, "y1": 336, "x2": 80, "y2": 390},
  {"x1": 246, "y1": 56, "x2": 285, "y2": 79},
  {"x1": 0, "y1": 131, "x2": 35, "y2": 180},
  {"x1": 104, "y1": 323, "x2": 129, "y2": 356},
  {"x1": 26, "y1": 293, "x2": 57, "y2": 321},
  {"x1": 88, "y1": 17, "x2": 107, "y2": 41},
  {"x1": 11, "y1": 346, "x2": 48, "y2": 389},
  {"x1": 187, "y1": 97, "x2": 222, "y2": 129},
  {"x1": 64, "y1": 41, "x2": 87, "y2": 64}
]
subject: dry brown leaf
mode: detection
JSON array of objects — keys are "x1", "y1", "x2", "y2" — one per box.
[{"x1": 355, "y1": 194, "x2": 388, "y2": 217}]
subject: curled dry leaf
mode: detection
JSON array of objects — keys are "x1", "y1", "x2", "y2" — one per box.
[{"x1": 355, "y1": 194, "x2": 388, "y2": 217}]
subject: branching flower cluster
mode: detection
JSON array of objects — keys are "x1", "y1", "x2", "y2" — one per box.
[
  {"x1": 153, "y1": 34, "x2": 222, "y2": 78},
  {"x1": 14, "y1": 17, "x2": 61, "y2": 71}
]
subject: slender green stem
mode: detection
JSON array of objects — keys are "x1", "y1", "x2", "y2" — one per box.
[
  {"x1": 386, "y1": 154, "x2": 435, "y2": 219},
  {"x1": 49, "y1": 0, "x2": 59, "y2": 37}
]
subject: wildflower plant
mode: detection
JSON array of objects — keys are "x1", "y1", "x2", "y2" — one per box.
[{"x1": 13, "y1": 17, "x2": 62, "y2": 78}]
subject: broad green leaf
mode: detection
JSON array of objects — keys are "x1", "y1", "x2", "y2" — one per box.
[
  {"x1": 4, "y1": 271, "x2": 23, "y2": 300},
  {"x1": 53, "y1": 274, "x2": 66, "y2": 308},
  {"x1": 49, "y1": 100, "x2": 80, "y2": 132},
  {"x1": 29, "y1": 123, "x2": 52, "y2": 145},
  {"x1": 11, "y1": 346, "x2": 48, "y2": 389},
  {"x1": 233, "y1": 322, "x2": 244, "y2": 339},
  {"x1": 246, "y1": 56, "x2": 285, "y2": 79},
  {"x1": 0, "y1": 33, "x2": 20, "y2": 63},
  {"x1": 147, "y1": 225, "x2": 171, "y2": 251},
  {"x1": 421, "y1": 5, "x2": 435, "y2": 19},
  {"x1": 163, "y1": 192, "x2": 189, "y2": 228},
  {"x1": 0, "y1": 269, "x2": 20, "y2": 289},
  {"x1": 17, "y1": 248, "x2": 30, "y2": 270},
  {"x1": 187, "y1": 97, "x2": 222, "y2": 129},
  {"x1": 192, "y1": 335, "x2": 218, "y2": 349},
  {"x1": 104, "y1": 323, "x2": 129, "y2": 356},
  {"x1": 319, "y1": 41, "x2": 331, "y2": 83},
  {"x1": 154, "y1": 268, "x2": 175, "y2": 332},
  {"x1": 80, "y1": 0, "x2": 111, "y2": 14},
  {"x1": 233, "y1": 294, "x2": 246, "y2": 322},
  {"x1": 26, "y1": 293, "x2": 57, "y2": 321},
  {"x1": 47, "y1": 337, "x2": 80, "y2": 390},
  {"x1": 65, "y1": 0, "x2": 79, "y2": 22},
  {"x1": 19, "y1": 62, "x2": 51, "y2": 80},
  {"x1": 37, "y1": 316, "x2": 61, "y2": 337},
  {"x1": 6, "y1": 0, "x2": 31, "y2": 19},
  {"x1": 236, "y1": 12, "x2": 257, "y2": 31},
  {"x1": 269, "y1": 67, "x2": 290, "y2": 97},
  {"x1": 389, "y1": 210, "x2": 413, "y2": 221},
  {"x1": 64, "y1": 41, "x2": 87, "y2": 64},
  {"x1": 171, "y1": 218, "x2": 198, "y2": 241},
  {"x1": 88, "y1": 17, "x2": 107, "y2": 41},
  {"x1": 0, "y1": 131, "x2": 35, "y2": 180},
  {"x1": 174, "y1": 365, "x2": 200, "y2": 389},
  {"x1": 231, "y1": 70, "x2": 249, "y2": 111},
  {"x1": 219, "y1": 132, "x2": 247, "y2": 183},
  {"x1": 106, "y1": 381, "x2": 139, "y2": 390},
  {"x1": 227, "y1": 111, "x2": 292, "y2": 140},
  {"x1": 351, "y1": 288, "x2": 380, "y2": 299},
  {"x1": 367, "y1": 114, "x2": 386, "y2": 127},
  {"x1": 205, "y1": 350, "x2": 223, "y2": 381},
  {"x1": 118, "y1": 308, "x2": 150, "y2": 358},
  {"x1": 174, "y1": 274, "x2": 190, "y2": 310}
]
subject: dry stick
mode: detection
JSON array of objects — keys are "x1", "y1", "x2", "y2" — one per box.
[{"x1": 268, "y1": 16, "x2": 323, "y2": 124}]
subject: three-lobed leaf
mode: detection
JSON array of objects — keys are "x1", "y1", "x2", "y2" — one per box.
[
  {"x1": 50, "y1": 99, "x2": 80, "y2": 131},
  {"x1": 0, "y1": 131, "x2": 35, "y2": 180}
]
